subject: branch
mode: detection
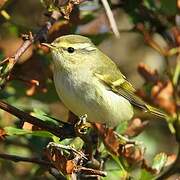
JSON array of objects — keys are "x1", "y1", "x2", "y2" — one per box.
[
  {"x1": 0, "y1": 100, "x2": 75, "y2": 138},
  {"x1": 78, "y1": 166, "x2": 107, "y2": 177},
  {"x1": 49, "y1": 168, "x2": 67, "y2": 180},
  {"x1": 0, "y1": 0, "x2": 90, "y2": 88},
  {"x1": 0, "y1": 153, "x2": 52, "y2": 166},
  {"x1": 0, "y1": 151, "x2": 107, "y2": 178},
  {"x1": 0, "y1": 10, "x2": 61, "y2": 88}
]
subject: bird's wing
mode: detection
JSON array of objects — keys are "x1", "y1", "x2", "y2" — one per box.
[
  {"x1": 94, "y1": 71, "x2": 147, "y2": 110},
  {"x1": 94, "y1": 54, "x2": 167, "y2": 119}
]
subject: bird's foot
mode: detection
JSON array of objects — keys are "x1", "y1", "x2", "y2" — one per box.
[{"x1": 74, "y1": 114, "x2": 92, "y2": 135}]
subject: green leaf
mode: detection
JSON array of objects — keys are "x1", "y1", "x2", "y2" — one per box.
[
  {"x1": 31, "y1": 109, "x2": 61, "y2": 126},
  {"x1": 173, "y1": 58, "x2": 180, "y2": 86},
  {"x1": 104, "y1": 157, "x2": 128, "y2": 180},
  {"x1": 143, "y1": 0, "x2": 156, "y2": 10},
  {"x1": 5, "y1": 127, "x2": 54, "y2": 138},
  {"x1": 160, "y1": 0, "x2": 177, "y2": 15},
  {"x1": 40, "y1": 0, "x2": 59, "y2": 12},
  {"x1": 59, "y1": 137, "x2": 84, "y2": 151},
  {"x1": 140, "y1": 169, "x2": 154, "y2": 180},
  {"x1": 8, "y1": 24, "x2": 19, "y2": 36},
  {"x1": 110, "y1": 154, "x2": 125, "y2": 171},
  {"x1": 52, "y1": 135, "x2": 60, "y2": 143},
  {"x1": 140, "y1": 152, "x2": 168, "y2": 180},
  {"x1": 98, "y1": 141, "x2": 109, "y2": 158},
  {"x1": 152, "y1": 152, "x2": 168, "y2": 173},
  {"x1": 115, "y1": 121, "x2": 128, "y2": 134}
]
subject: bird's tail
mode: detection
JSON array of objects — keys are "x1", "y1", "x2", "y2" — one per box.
[{"x1": 145, "y1": 104, "x2": 168, "y2": 119}]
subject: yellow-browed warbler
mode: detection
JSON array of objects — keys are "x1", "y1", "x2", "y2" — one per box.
[{"x1": 43, "y1": 35, "x2": 166, "y2": 127}]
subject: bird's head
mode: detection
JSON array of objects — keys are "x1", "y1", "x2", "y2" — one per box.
[{"x1": 42, "y1": 35, "x2": 97, "y2": 70}]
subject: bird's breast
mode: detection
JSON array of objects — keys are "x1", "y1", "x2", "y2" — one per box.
[{"x1": 53, "y1": 69, "x2": 134, "y2": 127}]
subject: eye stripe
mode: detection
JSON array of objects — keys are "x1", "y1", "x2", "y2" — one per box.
[
  {"x1": 82, "y1": 46, "x2": 96, "y2": 51},
  {"x1": 60, "y1": 42, "x2": 96, "y2": 51}
]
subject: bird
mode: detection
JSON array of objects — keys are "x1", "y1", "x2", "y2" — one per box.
[{"x1": 42, "y1": 34, "x2": 167, "y2": 127}]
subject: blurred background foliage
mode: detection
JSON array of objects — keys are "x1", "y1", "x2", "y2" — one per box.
[{"x1": 0, "y1": 0, "x2": 179, "y2": 179}]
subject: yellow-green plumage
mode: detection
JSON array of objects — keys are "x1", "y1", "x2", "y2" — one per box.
[{"x1": 45, "y1": 35, "x2": 167, "y2": 127}]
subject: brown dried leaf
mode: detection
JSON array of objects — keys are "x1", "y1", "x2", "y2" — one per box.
[
  {"x1": 46, "y1": 148, "x2": 76, "y2": 174},
  {"x1": 44, "y1": 11, "x2": 79, "y2": 42},
  {"x1": 151, "y1": 81, "x2": 176, "y2": 115},
  {"x1": 178, "y1": 0, "x2": 180, "y2": 9},
  {"x1": 142, "y1": 159, "x2": 157, "y2": 174},
  {"x1": 59, "y1": 0, "x2": 80, "y2": 19},
  {"x1": 0, "y1": 0, "x2": 7, "y2": 7},
  {"x1": 49, "y1": 20, "x2": 67, "y2": 33},
  {"x1": 171, "y1": 27, "x2": 180, "y2": 46},
  {"x1": 66, "y1": 160, "x2": 76, "y2": 174},
  {"x1": 138, "y1": 63, "x2": 159, "y2": 83},
  {"x1": 0, "y1": 128, "x2": 6, "y2": 140},
  {"x1": 94, "y1": 123, "x2": 120, "y2": 155},
  {"x1": 138, "y1": 63, "x2": 176, "y2": 115},
  {"x1": 125, "y1": 118, "x2": 149, "y2": 137},
  {"x1": 47, "y1": 21, "x2": 72, "y2": 42},
  {"x1": 26, "y1": 85, "x2": 36, "y2": 96},
  {"x1": 94, "y1": 123, "x2": 145, "y2": 164},
  {"x1": 22, "y1": 122, "x2": 42, "y2": 131},
  {"x1": 141, "y1": 153, "x2": 176, "y2": 175},
  {"x1": 165, "y1": 154, "x2": 177, "y2": 167},
  {"x1": 120, "y1": 144, "x2": 145, "y2": 164},
  {"x1": 136, "y1": 24, "x2": 167, "y2": 55}
]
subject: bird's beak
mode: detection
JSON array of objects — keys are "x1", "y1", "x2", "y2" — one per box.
[{"x1": 41, "y1": 43, "x2": 56, "y2": 50}]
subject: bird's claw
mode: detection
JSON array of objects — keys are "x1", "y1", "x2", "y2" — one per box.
[{"x1": 75, "y1": 114, "x2": 91, "y2": 135}]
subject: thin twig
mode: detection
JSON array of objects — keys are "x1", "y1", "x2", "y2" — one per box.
[
  {"x1": 101, "y1": 0, "x2": 120, "y2": 38},
  {"x1": 0, "y1": 11, "x2": 61, "y2": 88},
  {"x1": 49, "y1": 168, "x2": 67, "y2": 180},
  {"x1": 0, "y1": 100, "x2": 75, "y2": 138},
  {"x1": 0, "y1": 0, "x2": 89, "y2": 88},
  {"x1": 47, "y1": 142, "x2": 87, "y2": 160},
  {"x1": 0, "y1": 153, "x2": 52, "y2": 166},
  {"x1": 78, "y1": 166, "x2": 107, "y2": 177}
]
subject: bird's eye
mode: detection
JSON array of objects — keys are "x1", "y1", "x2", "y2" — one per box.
[{"x1": 67, "y1": 47, "x2": 75, "y2": 53}]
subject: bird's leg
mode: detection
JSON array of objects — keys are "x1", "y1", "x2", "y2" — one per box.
[
  {"x1": 74, "y1": 115, "x2": 93, "y2": 159},
  {"x1": 74, "y1": 115, "x2": 100, "y2": 168},
  {"x1": 74, "y1": 114, "x2": 92, "y2": 135}
]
